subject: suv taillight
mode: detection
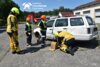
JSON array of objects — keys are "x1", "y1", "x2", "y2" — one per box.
[
  {"x1": 94, "y1": 27, "x2": 98, "y2": 32},
  {"x1": 87, "y1": 28, "x2": 91, "y2": 34}
]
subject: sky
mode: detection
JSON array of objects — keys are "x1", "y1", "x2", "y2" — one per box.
[{"x1": 13, "y1": 0, "x2": 94, "y2": 12}]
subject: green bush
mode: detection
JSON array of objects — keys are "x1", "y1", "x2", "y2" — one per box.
[{"x1": 0, "y1": 19, "x2": 6, "y2": 26}]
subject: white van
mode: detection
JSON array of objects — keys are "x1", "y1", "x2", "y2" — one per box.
[{"x1": 34, "y1": 15, "x2": 99, "y2": 41}]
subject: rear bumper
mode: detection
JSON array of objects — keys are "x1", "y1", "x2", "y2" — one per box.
[{"x1": 74, "y1": 32, "x2": 99, "y2": 41}]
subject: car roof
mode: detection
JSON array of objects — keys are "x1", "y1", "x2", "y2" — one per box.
[{"x1": 56, "y1": 15, "x2": 89, "y2": 19}]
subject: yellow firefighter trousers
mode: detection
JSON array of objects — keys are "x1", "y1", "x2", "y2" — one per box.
[
  {"x1": 60, "y1": 44, "x2": 69, "y2": 52},
  {"x1": 60, "y1": 40, "x2": 69, "y2": 53},
  {"x1": 8, "y1": 32, "x2": 21, "y2": 52}
]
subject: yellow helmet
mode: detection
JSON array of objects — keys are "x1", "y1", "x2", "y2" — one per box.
[
  {"x1": 11, "y1": 7, "x2": 20, "y2": 14},
  {"x1": 54, "y1": 32, "x2": 59, "y2": 38}
]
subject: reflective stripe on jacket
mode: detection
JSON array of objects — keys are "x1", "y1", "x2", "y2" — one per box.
[
  {"x1": 25, "y1": 22, "x2": 32, "y2": 32},
  {"x1": 38, "y1": 20, "x2": 46, "y2": 30}
]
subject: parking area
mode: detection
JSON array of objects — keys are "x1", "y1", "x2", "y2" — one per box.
[{"x1": 0, "y1": 24, "x2": 100, "y2": 67}]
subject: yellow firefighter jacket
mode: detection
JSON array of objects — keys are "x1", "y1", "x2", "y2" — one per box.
[
  {"x1": 58, "y1": 32, "x2": 75, "y2": 41},
  {"x1": 6, "y1": 14, "x2": 18, "y2": 32},
  {"x1": 57, "y1": 32, "x2": 75, "y2": 48}
]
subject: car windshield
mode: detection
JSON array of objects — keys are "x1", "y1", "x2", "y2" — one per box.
[
  {"x1": 86, "y1": 16, "x2": 95, "y2": 25},
  {"x1": 47, "y1": 20, "x2": 54, "y2": 27}
]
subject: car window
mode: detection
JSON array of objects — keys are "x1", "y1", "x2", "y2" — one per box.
[
  {"x1": 86, "y1": 16, "x2": 95, "y2": 25},
  {"x1": 70, "y1": 17, "x2": 84, "y2": 26},
  {"x1": 55, "y1": 19, "x2": 68, "y2": 27},
  {"x1": 47, "y1": 20, "x2": 54, "y2": 27}
]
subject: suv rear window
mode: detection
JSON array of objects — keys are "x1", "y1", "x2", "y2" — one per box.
[
  {"x1": 70, "y1": 17, "x2": 84, "y2": 26},
  {"x1": 55, "y1": 19, "x2": 68, "y2": 27},
  {"x1": 86, "y1": 16, "x2": 95, "y2": 25}
]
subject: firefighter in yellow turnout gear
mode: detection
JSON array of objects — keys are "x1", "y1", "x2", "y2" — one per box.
[
  {"x1": 6, "y1": 7, "x2": 21, "y2": 54},
  {"x1": 54, "y1": 32, "x2": 78, "y2": 56}
]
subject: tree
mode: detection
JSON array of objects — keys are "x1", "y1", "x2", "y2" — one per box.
[
  {"x1": 59, "y1": 6, "x2": 65, "y2": 12},
  {"x1": 0, "y1": 0, "x2": 20, "y2": 25},
  {"x1": 0, "y1": 0, "x2": 19, "y2": 19},
  {"x1": 53, "y1": 9, "x2": 59, "y2": 15},
  {"x1": 36, "y1": 6, "x2": 73, "y2": 16}
]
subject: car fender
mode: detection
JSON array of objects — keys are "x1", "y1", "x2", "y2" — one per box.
[{"x1": 34, "y1": 28, "x2": 42, "y2": 37}]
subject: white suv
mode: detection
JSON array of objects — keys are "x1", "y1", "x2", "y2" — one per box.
[{"x1": 34, "y1": 15, "x2": 99, "y2": 41}]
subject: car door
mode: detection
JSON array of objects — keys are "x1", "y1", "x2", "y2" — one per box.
[
  {"x1": 68, "y1": 17, "x2": 86, "y2": 40},
  {"x1": 53, "y1": 18, "x2": 68, "y2": 33},
  {"x1": 46, "y1": 20, "x2": 55, "y2": 39}
]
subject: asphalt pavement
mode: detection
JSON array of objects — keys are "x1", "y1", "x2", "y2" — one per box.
[{"x1": 0, "y1": 24, "x2": 100, "y2": 67}]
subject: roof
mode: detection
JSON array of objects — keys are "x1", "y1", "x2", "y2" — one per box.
[
  {"x1": 59, "y1": 12, "x2": 74, "y2": 17},
  {"x1": 75, "y1": 0, "x2": 100, "y2": 10}
]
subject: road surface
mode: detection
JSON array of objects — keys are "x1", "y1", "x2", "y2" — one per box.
[{"x1": 0, "y1": 24, "x2": 100, "y2": 67}]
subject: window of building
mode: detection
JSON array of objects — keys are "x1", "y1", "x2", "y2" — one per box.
[
  {"x1": 55, "y1": 19, "x2": 68, "y2": 27},
  {"x1": 83, "y1": 10, "x2": 90, "y2": 14},
  {"x1": 95, "y1": 9, "x2": 100, "y2": 12},
  {"x1": 75, "y1": 12, "x2": 80, "y2": 15},
  {"x1": 95, "y1": 16, "x2": 100, "y2": 18}
]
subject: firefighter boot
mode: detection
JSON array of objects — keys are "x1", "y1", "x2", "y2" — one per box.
[
  {"x1": 15, "y1": 47, "x2": 21, "y2": 54},
  {"x1": 66, "y1": 47, "x2": 74, "y2": 56}
]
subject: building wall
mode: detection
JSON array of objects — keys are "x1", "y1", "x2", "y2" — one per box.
[{"x1": 74, "y1": 4, "x2": 100, "y2": 23}]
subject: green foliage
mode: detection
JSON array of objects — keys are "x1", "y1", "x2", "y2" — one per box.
[
  {"x1": 59, "y1": 6, "x2": 64, "y2": 12},
  {"x1": 18, "y1": 11, "x2": 26, "y2": 21},
  {"x1": 0, "y1": 0, "x2": 73, "y2": 25},
  {"x1": 0, "y1": 0, "x2": 20, "y2": 25},
  {"x1": 0, "y1": 0, "x2": 19, "y2": 19},
  {"x1": 38, "y1": 6, "x2": 73, "y2": 16}
]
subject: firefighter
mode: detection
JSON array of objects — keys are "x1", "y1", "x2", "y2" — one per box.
[
  {"x1": 25, "y1": 17, "x2": 32, "y2": 47},
  {"x1": 54, "y1": 31, "x2": 78, "y2": 55},
  {"x1": 6, "y1": 7, "x2": 21, "y2": 54},
  {"x1": 38, "y1": 15, "x2": 47, "y2": 47}
]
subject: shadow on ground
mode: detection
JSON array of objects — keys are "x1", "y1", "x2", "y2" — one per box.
[
  {"x1": 0, "y1": 26, "x2": 6, "y2": 33},
  {"x1": 19, "y1": 43, "x2": 50, "y2": 55},
  {"x1": 20, "y1": 46, "x2": 42, "y2": 54},
  {"x1": 31, "y1": 43, "x2": 39, "y2": 46},
  {"x1": 76, "y1": 39, "x2": 100, "y2": 49}
]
